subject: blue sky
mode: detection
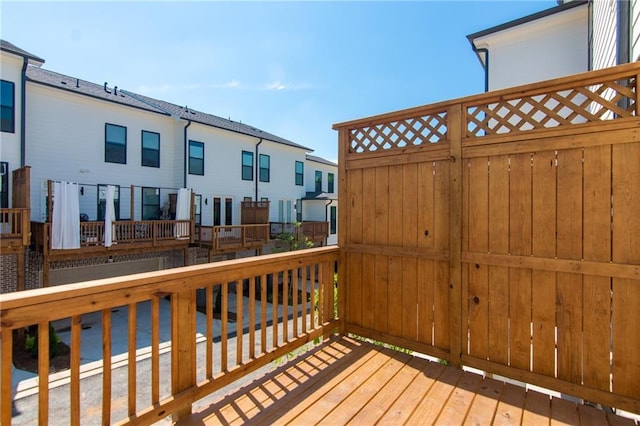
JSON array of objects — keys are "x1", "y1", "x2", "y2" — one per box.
[{"x1": 1, "y1": 1, "x2": 557, "y2": 162}]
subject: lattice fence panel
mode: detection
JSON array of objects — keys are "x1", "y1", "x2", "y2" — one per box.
[
  {"x1": 466, "y1": 77, "x2": 637, "y2": 137},
  {"x1": 349, "y1": 111, "x2": 448, "y2": 154}
]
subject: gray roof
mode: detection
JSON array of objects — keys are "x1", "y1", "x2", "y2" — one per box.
[
  {"x1": 1, "y1": 40, "x2": 45, "y2": 64},
  {"x1": 19, "y1": 48, "x2": 310, "y2": 151},
  {"x1": 26, "y1": 67, "x2": 170, "y2": 115},
  {"x1": 305, "y1": 154, "x2": 337, "y2": 167},
  {"x1": 124, "y1": 91, "x2": 311, "y2": 151},
  {"x1": 467, "y1": 0, "x2": 587, "y2": 44},
  {"x1": 303, "y1": 191, "x2": 337, "y2": 201}
]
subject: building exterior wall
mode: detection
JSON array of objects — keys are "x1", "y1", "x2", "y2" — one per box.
[
  {"x1": 0, "y1": 53, "x2": 26, "y2": 204},
  {"x1": 473, "y1": 5, "x2": 589, "y2": 90},
  {"x1": 592, "y1": 0, "x2": 619, "y2": 70},
  {"x1": 631, "y1": 0, "x2": 640, "y2": 61}
]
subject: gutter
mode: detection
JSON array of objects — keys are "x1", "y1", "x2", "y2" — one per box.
[
  {"x1": 471, "y1": 45, "x2": 489, "y2": 92},
  {"x1": 255, "y1": 138, "x2": 263, "y2": 201},
  {"x1": 183, "y1": 120, "x2": 192, "y2": 188},
  {"x1": 20, "y1": 56, "x2": 28, "y2": 167}
]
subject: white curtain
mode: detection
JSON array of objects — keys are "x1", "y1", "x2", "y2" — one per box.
[
  {"x1": 104, "y1": 185, "x2": 116, "y2": 247},
  {"x1": 175, "y1": 188, "x2": 191, "y2": 238},
  {"x1": 52, "y1": 181, "x2": 80, "y2": 249}
]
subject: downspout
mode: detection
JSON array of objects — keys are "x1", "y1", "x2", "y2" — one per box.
[
  {"x1": 472, "y1": 46, "x2": 490, "y2": 92},
  {"x1": 183, "y1": 120, "x2": 192, "y2": 188},
  {"x1": 254, "y1": 138, "x2": 263, "y2": 201},
  {"x1": 20, "y1": 56, "x2": 28, "y2": 167},
  {"x1": 617, "y1": 0, "x2": 630, "y2": 65}
]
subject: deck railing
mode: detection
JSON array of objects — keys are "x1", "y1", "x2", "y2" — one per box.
[
  {"x1": 31, "y1": 219, "x2": 192, "y2": 255},
  {"x1": 0, "y1": 246, "x2": 340, "y2": 424},
  {"x1": 0, "y1": 208, "x2": 30, "y2": 249},
  {"x1": 270, "y1": 221, "x2": 329, "y2": 242},
  {"x1": 194, "y1": 224, "x2": 270, "y2": 252}
]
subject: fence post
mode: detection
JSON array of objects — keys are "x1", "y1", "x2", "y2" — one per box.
[
  {"x1": 171, "y1": 288, "x2": 196, "y2": 421},
  {"x1": 448, "y1": 103, "x2": 463, "y2": 368}
]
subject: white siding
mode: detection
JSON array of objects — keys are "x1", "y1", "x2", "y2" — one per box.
[
  {"x1": 0, "y1": 52, "x2": 26, "y2": 205},
  {"x1": 632, "y1": 0, "x2": 640, "y2": 61},
  {"x1": 592, "y1": 0, "x2": 618, "y2": 70},
  {"x1": 474, "y1": 5, "x2": 589, "y2": 90},
  {"x1": 26, "y1": 83, "x2": 180, "y2": 221}
]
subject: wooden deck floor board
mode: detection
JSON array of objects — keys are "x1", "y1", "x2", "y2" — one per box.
[{"x1": 181, "y1": 336, "x2": 638, "y2": 426}]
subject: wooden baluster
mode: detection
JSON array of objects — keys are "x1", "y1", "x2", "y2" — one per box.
[{"x1": 102, "y1": 309, "x2": 112, "y2": 425}]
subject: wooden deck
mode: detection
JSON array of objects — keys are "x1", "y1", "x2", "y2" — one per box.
[{"x1": 180, "y1": 336, "x2": 636, "y2": 425}]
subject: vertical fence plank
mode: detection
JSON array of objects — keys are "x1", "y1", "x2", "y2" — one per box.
[
  {"x1": 249, "y1": 276, "x2": 256, "y2": 360},
  {"x1": 348, "y1": 252, "x2": 363, "y2": 328},
  {"x1": 71, "y1": 315, "x2": 81, "y2": 426},
  {"x1": 1, "y1": 329, "x2": 11, "y2": 426},
  {"x1": 582, "y1": 145, "x2": 612, "y2": 392},
  {"x1": 271, "y1": 275, "x2": 278, "y2": 349},
  {"x1": 128, "y1": 303, "x2": 137, "y2": 417},
  {"x1": 556, "y1": 148, "x2": 584, "y2": 384},
  {"x1": 171, "y1": 289, "x2": 196, "y2": 421},
  {"x1": 418, "y1": 161, "x2": 436, "y2": 346},
  {"x1": 531, "y1": 150, "x2": 557, "y2": 377},
  {"x1": 434, "y1": 160, "x2": 450, "y2": 350},
  {"x1": 402, "y1": 163, "x2": 419, "y2": 341},
  {"x1": 388, "y1": 164, "x2": 404, "y2": 337},
  {"x1": 488, "y1": 155, "x2": 509, "y2": 365},
  {"x1": 102, "y1": 309, "x2": 112, "y2": 425},
  {"x1": 261, "y1": 274, "x2": 267, "y2": 355},
  {"x1": 282, "y1": 270, "x2": 289, "y2": 343},
  {"x1": 362, "y1": 254, "x2": 375, "y2": 330},
  {"x1": 374, "y1": 166, "x2": 390, "y2": 334},
  {"x1": 38, "y1": 321, "x2": 50, "y2": 425},
  {"x1": 402, "y1": 257, "x2": 418, "y2": 341},
  {"x1": 236, "y1": 281, "x2": 244, "y2": 365},
  {"x1": 205, "y1": 287, "x2": 213, "y2": 379},
  {"x1": 508, "y1": 153, "x2": 533, "y2": 371},
  {"x1": 612, "y1": 141, "x2": 640, "y2": 398},
  {"x1": 151, "y1": 297, "x2": 160, "y2": 405},
  {"x1": 467, "y1": 156, "x2": 489, "y2": 359}
]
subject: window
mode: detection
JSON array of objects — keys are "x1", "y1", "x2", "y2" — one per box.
[
  {"x1": 1, "y1": 80, "x2": 15, "y2": 133},
  {"x1": 105, "y1": 123, "x2": 127, "y2": 164},
  {"x1": 189, "y1": 140, "x2": 204, "y2": 175},
  {"x1": 194, "y1": 194, "x2": 201, "y2": 226},
  {"x1": 97, "y1": 184, "x2": 120, "y2": 221},
  {"x1": 242, "y1": 151, "x2": 253, "y2": 181},
  {"x1": 295, "y1": 161, "x2": 304, "y2": 186},
  {"x1": 328, "y1": 173, "x2": 335, "y2": 193},
  {"x1": 315, "y1": 171, "x2": 322, "y2": 192},
  {"x1": 0, "y1": 162, "x2": 8, "y2": 208},
  {"x1": 141, "y1": 130, "x2": 160, "y2": 167},
  {"x1": 142, "y1": 187, "x2": 160, "y2": 220},
  {"x1": 278, "y1": 200, "x2": 292, "y2": 222},
  {"x1": 330, "y1": 206, "x2": 337, "y2": 235},
  {"x1": 259, "y1": 154, "x2": 270, "y2": 182},
  {"x1": 213, "y1": 197, "x2": 221, "y2": 226},
  {"x1": 225, "y1": 198, "x2": 233, "y2": 225}
]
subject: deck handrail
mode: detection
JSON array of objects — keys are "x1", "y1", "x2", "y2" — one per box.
[
  {"x1": 194, "y1": 224, "x2": 270, "y2": 251},
  {"x1": 31, "y1": 219, "x2": 193, "y2": 252},
  {"x1": 0, "y1": 246, "x2": 340, "y2": 424},
  {"x1": 0, "y1": 208, "x2": 30, "y2": 247}
]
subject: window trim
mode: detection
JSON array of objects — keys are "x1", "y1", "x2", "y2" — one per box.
[
  {"x1": 242, "y1": 151, "x2": 254, "y2": 181},
  {"x1": 259, "y1": 154, "x2": 270, "y2": 183},
  {"x1": 141, "y1": 130, "x2": 160, "y2": 168},
  {"x1": 105, "y1": 123, "x2": 127, "y2": 164},
  {"x1": 188, "y1": 140, "x2": 205, "y2": 176},
  {"x1": 295, "y1": 161, "x2": 304, "y2": 186},
  {"x1": 0, "y1": 80, "x2": 15, "y2": 133}
]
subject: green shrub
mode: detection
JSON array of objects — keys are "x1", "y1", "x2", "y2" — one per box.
[{"x1": 24, "y1": 323, "x2": 62, "y2": 359}]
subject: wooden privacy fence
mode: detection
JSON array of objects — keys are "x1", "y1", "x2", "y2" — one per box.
[
  {"x1": 0, "y1": 247, "x2": 339, "y2": 424},
  {"x1": 334, "y1": 62, "x2": 640, "y2": 413}
]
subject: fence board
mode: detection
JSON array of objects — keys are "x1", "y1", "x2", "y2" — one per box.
[
  {"x1": 556, "y1": 148, "x2": 584, "y2": 384},
  {"x1": 582, "y1": 145, "x2": 612, "y2": 391},
  {"x1": 488, "y1": 155, "x2": 510, "y2": 365},
  {"x1": 467, "y1": 157, "x2": 489, "y2": 359},
  {"x1": 531, "y1": 150, "x2": 557, "y2": 377},
  {"x1": 612, "y1": 142, "x2": 640, "y2": 399},
  {"x1": 508, "y1": 153, "x2": 533, "y2": 371}
]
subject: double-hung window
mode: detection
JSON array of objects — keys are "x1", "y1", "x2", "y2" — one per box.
[
  {"x1": 259, "y1": 154, "x2": 270, "y2": 182},
  {"x1": 295, "y1": 161, "x2": 304, "y2": 186},
  {"x1": 141, "y1": 130, "x2": 160, "y2": 167},
  {"x1": 105, "y1": 123, "x2": 127, "y2": 164},
  {"x1": 1, "y1": 80, "x2": 15, "y2": 133},
  {"x1": 328, "y1": 173, "x2": 335, "y2": 193},
  {"x1": 242, "y1": 151, "x2": 254, "y2": 181},
  {"x1": 189, "y1": 140, "x2": 204, "y2": 175},
  {"x1": 315, "y1": 171, "x2": 322, "y2": 192}
]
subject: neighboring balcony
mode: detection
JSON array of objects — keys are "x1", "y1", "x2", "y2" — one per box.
[{"x1": 0, "y1": 208, "x2": 30, "y2": 253}]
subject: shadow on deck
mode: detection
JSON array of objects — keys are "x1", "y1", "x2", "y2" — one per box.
[{"x1": 180, "y1": 336, "x2": 635, "y2": 425}]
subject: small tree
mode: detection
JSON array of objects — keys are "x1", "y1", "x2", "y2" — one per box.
[
  {"x1": 24, "y1": 323, "x2": 62, "y2": 359},
  {"x1": 274, "y1": 221, "x2": 314, "y2": 252}
]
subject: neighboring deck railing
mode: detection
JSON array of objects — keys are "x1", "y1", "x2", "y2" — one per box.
[
  {"x1": 270, "y1": 221, "x2": 329, "y2": 242},
  {"x1": 194, "y1": 224, "x2": 270, "y2": 252},
  {"x1": 31, "y1": 219, "x2": 193, "y2": 256},
  {"x1": 0, "y1": 208, "x2": 30, "y2": 250},
  {"x1": 0, "y1": 246, "x2": 340, "y2": 424}
]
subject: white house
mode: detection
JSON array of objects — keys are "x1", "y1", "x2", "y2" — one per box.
[
  {"x1": 1, "y1": 40, "x2": 338, "y2": 233},
  {"x1": 302, "y1": 154, "x2": 338, "y2": 246},
  {"x1": 467, "y1": 0, "x2": 639, "y2": 92}
]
